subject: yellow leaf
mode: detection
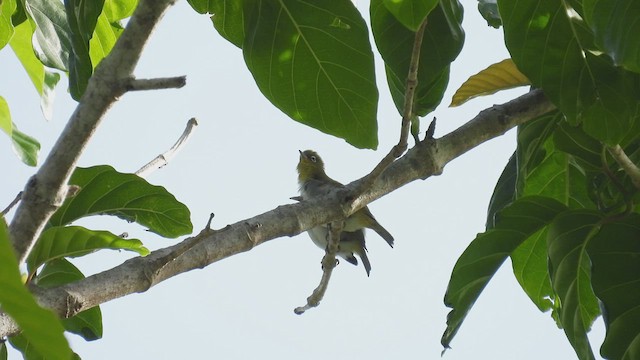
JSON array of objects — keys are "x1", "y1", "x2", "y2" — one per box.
[{"x1": 450, "y1": 58, "x2": 530, "y2": 107}]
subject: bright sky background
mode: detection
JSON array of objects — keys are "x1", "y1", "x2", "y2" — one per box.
[{"x1": 1, "y1": 1, "x2": 606, "y2": 359}]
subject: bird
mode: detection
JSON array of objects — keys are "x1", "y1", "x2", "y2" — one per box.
[{"x1": 297, "y1": 149, "x2": 394, "y2": 276}]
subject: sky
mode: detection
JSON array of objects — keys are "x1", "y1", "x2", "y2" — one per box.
[{"x1": 1, "y1": 1, "x2": 606, "y2": 359}]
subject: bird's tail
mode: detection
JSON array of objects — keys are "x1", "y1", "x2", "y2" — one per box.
[{"x1": 370, "y1": 223, "x2": 394, "y2": 248}]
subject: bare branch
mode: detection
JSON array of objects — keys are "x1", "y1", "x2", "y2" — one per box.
[
  {"x1": 0, "y1": 89, "x2": 554, "y2": 338},
  {"x1": 8, "y1": 0, "x2": 178, "y2": 263},
  {"x1": 355, "y1": 18, "x2": 429, "y2": 195},
  {"x1": 136, "y1": 118, "x2": 199, "y2": 177},
  {"x1": 294, "y1": 221, "x2": 342, "y2": 315},
  {"x1": 608, "y1": 145, "x2": 640, "y2": 190},
  {"x1": 126, "y1": 76, "x2": 187, "y2": 91},
  {"x1": 1, "y1": 192, "x2": 22, "y2": 216}
]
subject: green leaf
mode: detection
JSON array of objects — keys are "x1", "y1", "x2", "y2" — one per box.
[
  {"x1": 0, "y1": 96, "x2": 11, "y2": 135},
  {"x1": 49, "y1": 165, "x2": 193, "y2": 237},
  {"x1": 371, "y1": 0, "x2": 464, "y2": 117},
  {"x1": 486, "y1": 152, "x2": 516, "y2": 229},
  {"x1": 24, "y1": 0, "x2": 73, "y2": 71},
  {"x1": 0, "y1": 97, "x2": 41, "y2": 166},
  {"x1": 516, "y1": 114, "x2": 594, "y2": 209},
  {"x1": 552, "y1": 122, "x2": 602, "y2": 171},
  {"x1": 511, "y1": 226, "x2": 554, "y2": 311},
  {"x1": 382, "y1": 0, "x2": 438, "y2": 31},
  {"x1": 442, "y1": 196, "x2": 566, "y2": 349},
  {"x1": 103, "y1": 0, "x2": 138, "y2": 21},
  {"x1": 450, "y1": 58, "x2": 529, "y2": 107},
  {"x1": 0, "y1": 217, "x2": 72, "y2": 360},
  {"x1": 211, "y1": 0, "x2": 243, "y2": 48},
  {"x1": 89, "y1": 11, "x2": 122, "y2": 67},
  {"x1": 547, "y1": 210, "x2": 601, "y2": 360},
  {"x1": 37, "y1": 259, "x2": 103, "y2": 341},
  {"x1": 0, "y1": 0, "x2": 16, "y2": 50},
  {"x1": 27, "y1": 226, "x2": 149, "y2": 274},
  {"x1": 243, "y1": 0, "x2": 379, "y2": 149},
  {"x1": 65, "y1": 0, "x2": 105, "y2": 100},
  {"x1": 11, "y1": 125, "x2": 41, "y2": 167},
  {"x1": 499, "y1": 0, "x2": 640, "y2": 146},
  {"x1": 10, "y1": 21, "x2": 61, "y2": 120},
  {"x1": 0, "y1": 342, "x2": 6, "y2": 360},
  {"x1": 583, "y1": 0, "x2": 640, "y2": 74},
  {"x1": 587, "y1": 214, "x2": 640, "y2": 359},
  {"x1": 477, "y1": 0, "x2": 501, "y2": 28}
]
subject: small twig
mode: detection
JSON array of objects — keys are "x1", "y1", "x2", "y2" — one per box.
[
  {"x1": 126, "y1": 76, "x2": 187, "y2": 91},
  {"x1": 608, "y1": 145, "x2": 640, "y2": 190},
  {"x1": 354, "y1": 18, "x2": 429, "y2": 194},
  {"x1": 1, "y1": 192, "x2": 23, "y2": 216},
  {"x1": 294, "y1": 221, "x2": 342, "y2": 315},
  {"x1": 135, "y1": 118, "x2": 198, "y2": 177}
]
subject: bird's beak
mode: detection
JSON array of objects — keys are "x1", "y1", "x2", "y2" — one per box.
[{"x1": 298, "y1": 150, "x2": 305, "y2": 160}]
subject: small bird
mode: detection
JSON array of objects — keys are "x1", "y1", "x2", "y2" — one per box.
[{"x1": 297, "y1": 150, "x2": 394, "y2": 276}]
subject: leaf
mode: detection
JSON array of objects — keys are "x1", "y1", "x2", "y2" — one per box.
[
  {"x1": 65, "y1": 0, "x2": 105, "y2": 99},
  {"x1": 23, "y1": 0, "x2": 73, "y2": 71},
  {"x1": 49, "y1": 165, "x2": 192, "y2": 237},
  {"x1": 450, "y1": 58, "x2": 529, "y2": 107},
  {"x1": 511, "y1": 226, "x2": 554, "y2": 311},
  {"x1": 89, "y1": 10, "x2": 122, "y2": 66},
  {"x1": 0, "y1": 342, "x2": 6, "y2": 360},
  {"x1": 211, "y1": 0, "x2": 243, "y2": 48},
  {"x1": 587, "y1": 214, "x2": 640, "y2": 360},
  {"x1": 382, "y1": 0, "x2": 438, "y2": 31},
  {"x1": 0, "y1": 97, "x2": 41, "y2": 166},
  {"x1": 0, "y1": 0, "x2": 16, "y2": 50},
  {"x1": 37, "y1": 259, "x2": 103, "y2": 341},
  {"x1": 0, "y1": 217, "x2": 72, "y2": 360},
  {"x1": 243, "y1": 0, "x2": 379, "y2": 149},
  {"x1": 552, "y1": 122, "x2": 602, "y2": 171},
  {"x1": 477, "y1": 0, "x2": 501, "y2": 28},
  {"x1": 499, "y1": 0, "x2": 640, "y2": 146},
  {"x1": 516, "y1": 113, "x2": 594, "y2": 209},
  {"x1": 371, "y1": 0, "x2": 464, "y2": 117},
  {"x1": 10, "y1": 21, "x2": 61, "y2": 120},
  {"x1": 103, "y1": 0, "x2": 138, "y2": 21},
  {"x1": 0, "y1": 96, "x2": 11, "y2": 135},
  {"x1": 547, "y1": 210, "x2": 601, "y2": 360},
  {"x1": 486, "y1": 152, "x2": 516, "y2": 229},
  {"x1": 11, "y1": 125, "x2": 41, "y2": 167},
  {"x1": 583, "y1": 0, "x2": 640, "y2": 74},
  {"x1": 442, "y1": 196, "x2": 566, "y2": 349},
  {"x1": 27, "y1": 226, "x2": 149, "y2": 273}
]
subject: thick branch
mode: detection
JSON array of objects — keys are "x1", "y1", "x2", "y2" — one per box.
[
  {"x1": 8, "y1": 0, "x2": 178, "y2": 263},
  {"x1": 0, "y1": 89, "x2": 554, "y2": 338},
  {"x1": 608, "y1": 145, "x2": 640, "y2": 189}
]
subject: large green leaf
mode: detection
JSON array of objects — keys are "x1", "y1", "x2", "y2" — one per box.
[
  {"x1": 49, "y1": 165, "x2": 193, "y2": 237},
  {"x1": 485, "y1": 152, "x2": 516, "y2": 230},
  {"x1": 88, "y1": 0, "x2": 136, "y2": 65},
  {"x1": 187, "y1": 0, "x2": 244, "y2": 48},
  {"x1": 547, "y1": 210, "x2": 601, "y2": 360},
  {"x1": 0, "y1": 0, "x2": 16, "y2": 50},
  {"x1": 65, "y1": 0, "x2": 105, "y2": 100},
  {"x1": 0, "y1": 218, "x2": 72, "y2": 360},
  {"x1": 23, "y1": 0, "x2": 73, "y2": 71},
  {"x1": 37, "y1": 259, "x2": 103, "y2": 341},
  {"x1": 499, "y1": 0, "x2": 640, "y2": 146},
  {"x1": 371, "y1": 0, "x2": 464, "y2": 118},
  {"x1": 511, "y1": 226, "x2": 554, "y2": 311},
  {"x1": 516, "y1": 114, "x2": 594, "y2": 209},
  {"x1": 552, "y1": 122, "x2": 602, "y2": 171},
  {"x1": 243, "y1": 0, "x2": 378, "y2": 149},
  {"x1": 382, "y1": 0, "x2": 438, "y2": 31},
  {"x1": 442, "y1": 196, "x2": 566, "y2": 349},
  {"x1": 10, "y1": 21, "x2": 61, "y2": 120},
  {"x1": 587, "y1": 214, "x2": 640, "y2": 359},
  {"x1": 583, "y1": 0, "x2": 640, "y2": 74},
  {"x1": 27, "y1": 225, "x2": 149, "y2": 273}
]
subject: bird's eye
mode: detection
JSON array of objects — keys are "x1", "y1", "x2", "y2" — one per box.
[{"x1": 310, "y1": 155, "x2": 317, "y2": 162}]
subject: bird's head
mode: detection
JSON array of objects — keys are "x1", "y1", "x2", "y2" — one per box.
[{"x1": 297, "y1": 150, "x2": 326, "y2": 182}]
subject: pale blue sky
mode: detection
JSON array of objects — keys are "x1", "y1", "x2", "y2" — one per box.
[{"x1": 1, "y1": 1, "x2": 604, "y2": 359}]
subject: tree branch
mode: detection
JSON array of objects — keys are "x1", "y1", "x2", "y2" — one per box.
[
  {"x1": 608, "y1": 145, "x2": 640, "y2": 190},
  {"x1": 135, "y1": 118, "x2": 198, "y2": 177},
  {"x1": 8, "y1": 0, "x2": 178, "y2": 263},
  {"x1": 126, "y1": 76, "x2": 187, "y2": 91},
  {"x1": 0, "y1": 89, "x2": 555, "y2": 338}
]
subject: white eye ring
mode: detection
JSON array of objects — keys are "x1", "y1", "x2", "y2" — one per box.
[{"x1": 310, "y1": 155, "x2": 317, "y2": 162}]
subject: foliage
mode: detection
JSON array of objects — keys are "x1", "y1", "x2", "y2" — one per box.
[{"x1": 0, "y1": 0, "x2": 639, "y2": 359}]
